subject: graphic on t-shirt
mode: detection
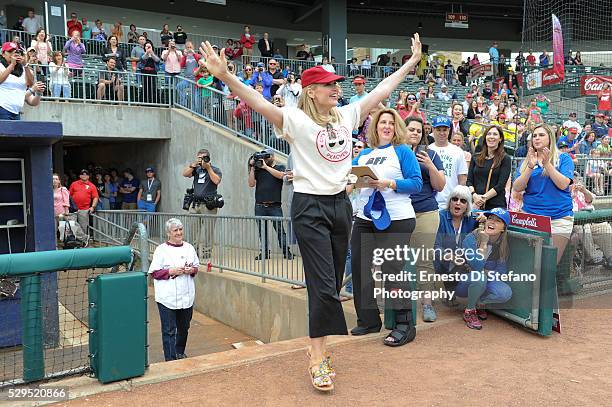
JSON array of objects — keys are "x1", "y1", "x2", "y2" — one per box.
[
  {"x1": 316, "y1": 125, "x2": 351, "y2": 162},
  {"x1": 365, "y1": 156, "x2": 387, "y2": 166}
]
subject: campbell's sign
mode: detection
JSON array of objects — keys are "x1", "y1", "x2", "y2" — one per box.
[
  {"x1": 542, "y1": 68, "x2": 563, "y2": 86},
  {"x1": 509, "y1": 211, "x2": 552, "y2": 234},
  {"x1": 580, "y1": 75, "x2": 612, "y2": 95}
]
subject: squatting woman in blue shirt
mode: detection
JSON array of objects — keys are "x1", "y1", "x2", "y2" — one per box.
[
  {"x1": 458, "y1": 207, "x2": 512, "y2": 330},
  {"x1": 513, "y1": 123, "x2": 574, "y2": 264},
  {"x1": 350, "y1": 108, "x2": 422, "y2": 347}
]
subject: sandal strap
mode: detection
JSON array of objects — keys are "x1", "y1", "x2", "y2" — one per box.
[{"x1": 386, "y1": 329, "x2": 406, "y2": 341}]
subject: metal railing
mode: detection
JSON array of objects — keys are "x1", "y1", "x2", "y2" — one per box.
[
  {"x1": 37, "y1": 65, "x2": 171, "y2": 106},
  {"x1": 171, "y1": 76, "x2": 290, "y2": 155},
  {"x1": 93, "y1": 210, "x2": 304, "y2": 285}
]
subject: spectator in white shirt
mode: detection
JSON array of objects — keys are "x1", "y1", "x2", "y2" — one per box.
[
  {"x1": 149, "y1": 218, "x2": 201, "y2": 361},
  {"x1": 22, "y1": 10, "x2": 40, "y2": 35},
  {"x1": 437, "y1": 84, "x2": 452, "y2": 101},
  {"x1": 562, "y1": 112, "x2": 583, "y2": 134}
]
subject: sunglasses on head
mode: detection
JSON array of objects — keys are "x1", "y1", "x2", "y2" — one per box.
[{"x1": 451, "y1": 197, "x2": 468, "y2": 204}]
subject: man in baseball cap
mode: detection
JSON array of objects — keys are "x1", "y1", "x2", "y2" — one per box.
[
  {"x1": 350, "y1": 74, "x2": 367, "y2": 104},
  {"x1": 1, "y1": 42, "x2": 18, "y2": 52},
  {"x1": 593, "y1": 112, "x2": 608, "y2": 138},
  {"x1": 429, "y1": 116, "x2": 469, "y2": 208},
  {"x1": 558, "y1": 127, "x2": 579, "y2": 152},
  {"x1": 137, "y1": 166, "x2": 161, "y2": 212}
]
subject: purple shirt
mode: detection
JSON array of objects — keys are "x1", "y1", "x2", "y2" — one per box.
[{"x1": 63, "y1": 39, "x2": 86, "y2": 68}]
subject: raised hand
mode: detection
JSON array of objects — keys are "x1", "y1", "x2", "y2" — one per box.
[
  {"x1": 200, "y1": 41, "x2": 229, "y2": 79},
  {"x1": 409, "y1": 33, "x2": 422, "y2": 63}
]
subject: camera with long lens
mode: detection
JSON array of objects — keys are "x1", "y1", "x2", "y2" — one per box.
[
  {"x1": 251, "y1": 151, "x2": 272, "y2": 168},
  {"x1": 183, "y1": 188, "x2": 194, "y2": 211}
]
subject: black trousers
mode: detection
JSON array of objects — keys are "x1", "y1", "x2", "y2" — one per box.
[
  {"x1": 351, "y1": 217, "x2": 416, "y2": 329},
  {"x1": 157, "y1": 302, "x2": 193, "y2": 361},
  {"x1": 254, "y1": 204, "x2": 289, "y2": 253},
  {"x1": 291, "y1": 191, "x2": 352, "y2": 338}
]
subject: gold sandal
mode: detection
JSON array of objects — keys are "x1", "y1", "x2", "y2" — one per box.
[{"x1": 309, "y1": 360, "x2": 334, "y2": 392}]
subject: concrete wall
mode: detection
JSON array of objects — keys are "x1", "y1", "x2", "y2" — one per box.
[
  {"x1": 23, "y1": 102, "x2": 171, "y2": 140},
  {"x1": 193, "y1": 271, "x2": 357, "y2": 343},
  {"x1": 23, "y1": 102, "x2": 288, "y2": 216}
]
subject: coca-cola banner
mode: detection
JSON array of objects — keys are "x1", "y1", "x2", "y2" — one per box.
[
  {"x1": 580, "y1": 75, "x2": 612, "y2": 95},
  {"x1": 509, "y1": 211, "x2": 552, "y2": 234},
  {"x1": 542, "y1": 68, "x2": 563, "y2": 87}
]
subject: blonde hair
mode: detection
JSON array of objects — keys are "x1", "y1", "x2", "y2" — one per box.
[
  {"x1": 519, "y1": 123, "x2": 559, "y2": 177},
  {"x1": 366, "y1": 108, "x2": 407, "y2": 147},
  {"x1": 297, "y1": 84, "x2": 341, "y2": 126}
]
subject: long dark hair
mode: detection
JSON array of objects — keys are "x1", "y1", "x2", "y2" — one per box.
[{"x1": 476, "y1": 125, "x2": 506, "y2": 168}]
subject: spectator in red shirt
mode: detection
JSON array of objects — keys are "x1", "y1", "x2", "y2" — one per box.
[
  {"x1": 239, "y1": 25, "x2": 256, "y2": 57},
  {"x1": 526, "y1": 50, "x2": 536, "y2": 67},
  {"x1": 66, "y1": 12, "x2": 83, "y2": 37},
  {"x1": 68, "y1": 169, "x2": 99, "y2": 238}
]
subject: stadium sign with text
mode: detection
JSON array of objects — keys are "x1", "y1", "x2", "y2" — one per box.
[
  {"x1": 509, "y1": 211, "x2": 552, "y2": 234},
  {"x1": 580, "y1": 75, "x2": 612, "y2": 95},
  {"x1": 445, "y1": 12, "x2": 469, "y2": 28}
]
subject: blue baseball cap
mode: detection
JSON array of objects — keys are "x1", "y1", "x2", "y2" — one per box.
[
  {"x1": 363, "y1": 190, "x2": 391, "y2": 231},
  {"x1": 432, "y1": 116, "x2": 451, "y2": 128},
  {"x1": 145, "y1": 167, "x2": 155, "y2": 173},
  {"x1": 482, "y1": 207, "x2": 510, "y2": 227}
]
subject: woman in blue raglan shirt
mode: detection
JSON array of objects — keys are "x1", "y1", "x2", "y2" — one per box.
[
  {"x1": 349, "y1": 108, "x2": 423, "y2": 347},
  {"x1": 457, "y1": 207, "x2": 513, "y2": 330},
  {"x1": 512, "y1": 123, "x2": 574, "y2": 264}
]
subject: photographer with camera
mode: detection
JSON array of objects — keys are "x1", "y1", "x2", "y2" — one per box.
[
  {"x1": 248, "y1": 148, "x2": 293, "y2": 260},
  {"x1": 0, "y1": 41, "x2": 35, "y2": 120},
  {"x1": 182, "y1": 149, "x2": 223, "y2": 259}
]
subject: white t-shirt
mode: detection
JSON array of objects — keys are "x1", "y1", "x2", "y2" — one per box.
[
  {"x1": 148, "y1": 242, "x2": 199, "y2": 310},
  {"x1": 274, "y1": 103, "x2": 361, "y2": 195},
  {"x1": 562, "y1": 119, "x2": 582, "y2": 133},
  {"x1": 428, "y1": 142, "x2": 468, "y2": 209},
  {"x1": 354, "y1": 144, "x2": 419, "y2": 221},
  {"x1": 0, "y1": 65, "x2": 27, "y2": 114}
]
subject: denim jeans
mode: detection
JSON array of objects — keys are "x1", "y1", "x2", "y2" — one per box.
[
  {"x1": 156, "y1": 302, "x2": 193, "y2": 361},
  {"x1": 52, "y1": 83, "x2": 71, "y2": 98},
  {"x1": 176, "y1": 79, "x2": 192, "y2": 107},
  {"x1": 455, "y1": 271, "x2": 512, "y2": 309},
  {"x1": 0, "y1": 106, "x2": 20, "y2": 120},
  {"x1": 344, "y1": 247, "x2": 353, "y2": 294},
  {"x1": 254, "y1": 204, "x2": 289, "y2": 254}
]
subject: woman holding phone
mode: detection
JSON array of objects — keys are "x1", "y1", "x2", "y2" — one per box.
[
  {"x1": 200, "y1": 34, "x2": 422, "y2": 391},
  {"x1": 405, "y1": 117, "x2": 446, "y2": 322}
]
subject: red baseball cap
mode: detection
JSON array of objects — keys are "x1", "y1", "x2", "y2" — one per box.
[
  {"x1": 569, "y1": 127, "x2": 578, "y2": 134},
  {"x1": 301, "y1": 66, "x2": 344, "y2": 88},
  {"x1": 1, "y1": 42, "x2": 18, "y2": 52},
  {"x1": 596, "y1": 113, "x2": 604, "y2": 117},
  {"x1": 499, "y1": 113, "x2": 506, "y2": 119}
]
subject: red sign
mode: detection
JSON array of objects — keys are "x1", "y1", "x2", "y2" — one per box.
[
  {"x1": 542, "y1": 68, "x2": 563, "y2": 86},
  {"x1": 509, "y1": 211, "x2": 552, "y2": 235},
  {"x1": 446, "y1": 12, "x2": 468, "y2": 22},
  {"x1": 580, "y1": 75, "x2": 612, "y2": 95}
]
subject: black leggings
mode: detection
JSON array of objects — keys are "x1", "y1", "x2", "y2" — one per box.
[
  {"x1": 351, "y1": 217, "x2": 416, "y2": 328},
  {"x1": 291, "y1": 191, "x2": 352, "y2": 338}
]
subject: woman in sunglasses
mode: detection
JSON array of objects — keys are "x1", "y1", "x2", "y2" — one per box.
[
  {"x1": 398, "y1": 92, "x2": 426, "y2": 123},
  {"x1": 433, "y1": 185, "x2": 480, "y2": 281},
  {"x1": 200, "y1": 35, "x2": 422, "y2": 392},
  {"x1": 457, "y1": 207, "x2": 512, "y2": 330},
  {"x1": 349, "y1": 108, "x2": 422, "y2": 346}
]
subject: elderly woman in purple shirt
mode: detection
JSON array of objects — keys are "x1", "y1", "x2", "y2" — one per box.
[{"x1": 63, "y1": 30, "x2": 86, "y2": 73}]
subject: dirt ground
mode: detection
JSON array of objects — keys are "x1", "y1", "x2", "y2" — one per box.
[{"x1": 56, "y1": 295, "x2": 612, "y2": 407}]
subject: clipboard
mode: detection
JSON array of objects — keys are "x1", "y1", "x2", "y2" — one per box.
[{"x1": 351, "y1": 165, "x2": 378, "y2": 188}]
